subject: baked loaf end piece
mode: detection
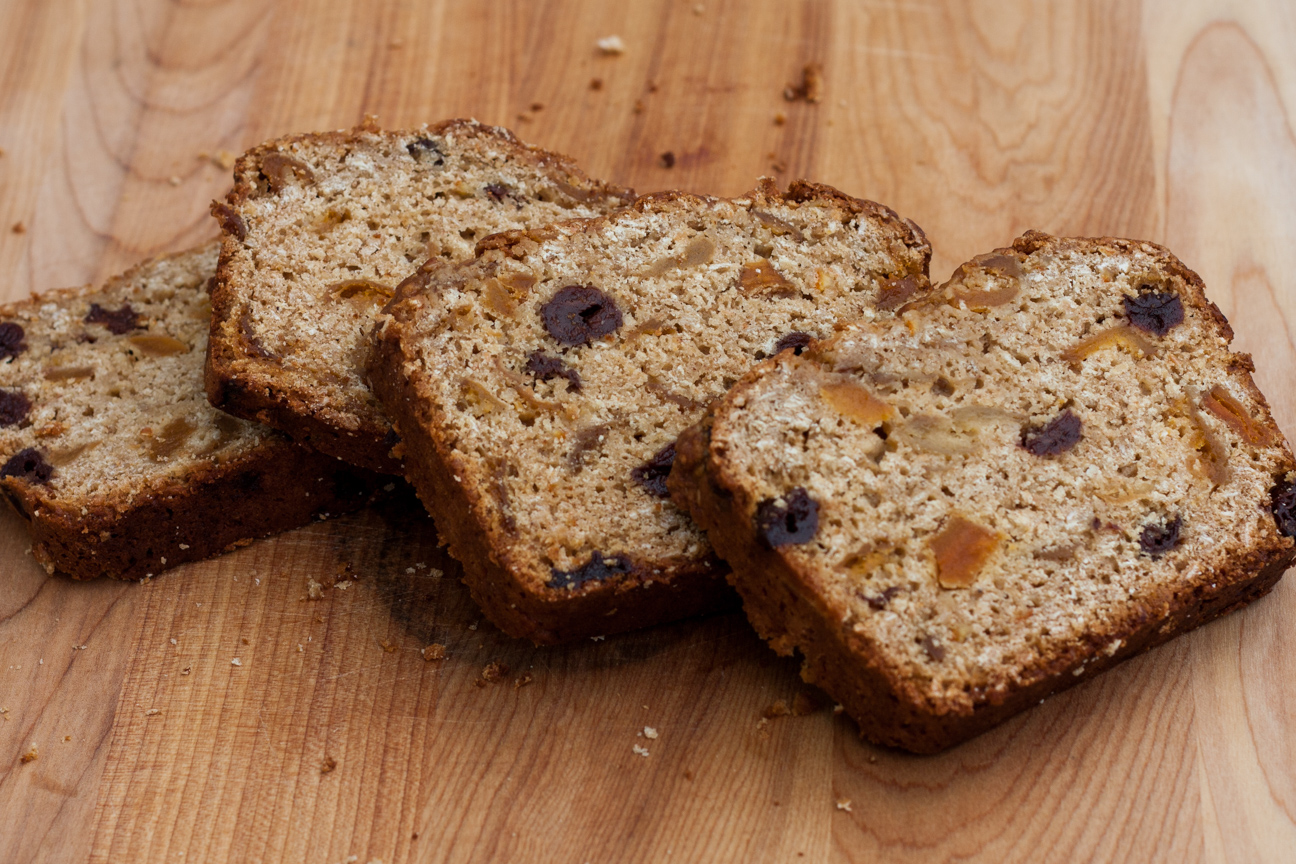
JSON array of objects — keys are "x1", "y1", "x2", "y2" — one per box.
[
  {"x1": 0, "y1": 244, "x2": 383, "y2": 580},
  {"x1": 370, "y1": 180, "x2": 931, "y2": 644},
  {"x1": 670, "y1": 230, "x2": 1296, "y2": 752},
  {"x1": 207, "y1": 119, "x2": 634, "y2": 472}
]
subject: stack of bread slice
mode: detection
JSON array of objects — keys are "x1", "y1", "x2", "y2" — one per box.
[{"x1": 4, "y1": 118, "x2": 1289, "y2": 752}]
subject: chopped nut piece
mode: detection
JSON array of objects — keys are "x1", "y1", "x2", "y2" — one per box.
[{"x1": 930, "y1": 515, "x2": 1001, "y2": 588}]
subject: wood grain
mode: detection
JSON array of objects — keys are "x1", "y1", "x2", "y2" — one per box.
[{"x1": 2, "y1": 0, "x2": 1295, "y2": 861}]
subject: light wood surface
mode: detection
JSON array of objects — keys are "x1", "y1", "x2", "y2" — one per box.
[{"x1": 2, "y1": 1, "x2": 1295, "y2": 861}]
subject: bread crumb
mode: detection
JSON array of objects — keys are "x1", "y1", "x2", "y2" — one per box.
[
  {"x1": 693, "y1": 3, "x2": 705, "y2": 13},
  {"x1": 379, "y1": 639, "x2": 398, "y2": 653},
  {"x1": 422, "y1": 643, "x2": 447, "y2": 661},
  {"x1": 597, "y1": 35, "x2": 626, "y2": 55},
  {"x1": 241, "y1": 637, "x2": 249, "y2": 645},
  {"x1": 168, "y1": 176, "x2": 181, "y2": 186},
  {"x1": 643, "y1": 726, "x2": 658, "y2": 739},
  {"x1": 632, "y1": 744, "x2": 650, "y2": 757},
  {"x1": 182, "y1": 666, "x2": 192, "y2": 675},
  {"x1": 784, "y1": 62, "x2": 824, "y2": 103},
  {"x1": 405, "y1": 567, "x2": 416, "y2": 574},
  {"x1": 230, "y1": 658, "x2": 242, "y2": 667},
  {"x1": 321, "y1": 755, "x2": 337, "y2": 774},
  {"x1": 836, "y1": 799, "x2": 852, "y2": 812},
  {"x1": 145, "y1": 708, "x2": 161, "y2": 716},
  {"x1": 589, "y1": 78, "x2": 604, "y2": 91},
  {"x1": 774, "y1": 111, "x2": 787, "y2": 125},
  {"x1": 590, "y1": 635, "x2": 605, "y2": 642},
  {"x1": 659, "y1": 152, "x2": 676, "y2": 169},
  {"x1": 530, "y1": 102, "x2": 544, "y2": 112},
  {"x1": 513, "y1": 672, "x2": 533, "y2": 689},
  {"x1": 475, "y1": 661, "x2": 509, "y2": 686},
  {"x1": 762, "y1": 700, "x2": 791, "y2": 719},
  {"x1": 20, "y1": 745, "x2": 38, "y2": 764},
  {"x1": 468, "y1": 623, "x2": 478, "y2": 630},
  {"x1": 64, "y1": 736, "x2": 71, "y2": 742},
  {"x1": 202, "y1": 150, "x2": 237, "y2": 170},
  {"x1": 306, "y1": 578, "x2": 324, "y2": 599},
  {"x1": 335, "y1": 580, "x2": 350, "y2": 590},
  {"x1": 11, "y1": 222, "x2": 25, "y2": 234}
]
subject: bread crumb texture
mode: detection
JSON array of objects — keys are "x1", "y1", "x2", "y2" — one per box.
[
  {"x1": 696, "y1": 233, "x2": 1296, "y2": 738},
  {"x1": 209, "y1": 120, "x2": 632, "y2": 467},
  {"x1": 377, "y1": 180, "x2": 930, "y2": 614}
]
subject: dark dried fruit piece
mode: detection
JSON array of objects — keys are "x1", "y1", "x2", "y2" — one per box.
[
  {"x1": 85, "y1": 303, "x2": 140, "y2": 335},
  {"x1": 630, "y1": 442, "x2": 676, "y2": 498},
  {"x1": 484, "y1": 183, "x2": 524, "y2": 205},
  {"x1": 755, "y1": 487, "x2": 820, "y2": 548},
  {"x1": 210, "y1": 202, "x2": 247, "y2": 242},
  {"x1": 406, "y1": 137, "x2": 445, "y2": 165},
  {"x1": 1139, "y1": 515, "x2": 1183, "y2": 557},
  {"x1": 1021, "y1": 410, "x2": 1083, "y2": 456},
  {"x1": 920, "y1": 634, "x2": 946, "y2": 662},
  {"x1": 1124, "y1": 288, "x2": 1184, "y2": 337},
  {"x1": 773, "y1": 331, "x2": 813, "y2": 357},
  {"x1": 548, "y1": 551, "x2": 632, "y2": 590},
  {"x1": 0, "y1": 390, "x2": 32, "y2": 427},
  {"x1": 540, "y1": 286, "x2": 623, "y2": 346},
  {"x1": 525, "y1": 350, "x2": 581, "y2": 392},
  {"x1": 1270, "y1": 480, "x2": 1296, "y2": 538},
  {"x1": 865, "y1": 585, "x2": 902, "y2": 611},
  {"x1": 0, "y1": 322, "x2": 27, "y2": 361},
  {"x1": 1, "y1": 448, "x2": 53, "y2": 484}
]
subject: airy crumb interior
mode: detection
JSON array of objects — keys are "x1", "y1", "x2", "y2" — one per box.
[
  {"x1": 0, "y1": 245, "x2": 273, "y2": 503},
  {"x1": 400, "y1": 190, "x2": 928, "y2": 586},
  {"x1": 711, "y1": 242, "x2": 1291, "y2": 707}
]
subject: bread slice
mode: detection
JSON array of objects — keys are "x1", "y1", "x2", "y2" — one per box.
[
  {"x1": 670, "y1": 231, "x2": 1296, "y2": 752},
  {"x1": 0, "y1": 243, "x2": 383, "y2": 581},
  {"x1": 206, "y1": 118, "x2": 634, "y2": 472},
  {"x1": 368, "y1": 180, "x2": 932, "y2": 644}
]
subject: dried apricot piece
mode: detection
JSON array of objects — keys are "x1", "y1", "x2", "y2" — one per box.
[
  {"x1": 1201, "y1": 385, "x2": 1277, "y2": 447},
  {"x1": 930, "y1": 515, "x2": 1000, "y2": 588}
]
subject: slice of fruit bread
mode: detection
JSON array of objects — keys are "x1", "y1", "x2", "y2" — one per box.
[
  {"x1": 0, "y1": 243, "x2": 383, "y2": 580},
  {"x1": 670, "y1": 230, "x2": 1296, "y2": 752},
  {"x1": 369, "y1": 179, "x2": 931, "y2": 643},
  {"x1": 207, "y1": 119, "x2": 634, "y2": 472}
]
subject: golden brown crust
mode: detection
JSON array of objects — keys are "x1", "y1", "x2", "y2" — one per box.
[
  {"x1": 670, "y1": 232, "x2": 1295, "y2": 752},
  {"x1": 2, "y1": 440, "x2": 384, "y2": 580},
  {"x1": 205, "y1": 119, "x2": 634, "y2": 473}
]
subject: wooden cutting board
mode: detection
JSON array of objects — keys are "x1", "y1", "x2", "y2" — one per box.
[{"x1": 2, "y1": 1, "x2": 1295, "y2": 861}]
